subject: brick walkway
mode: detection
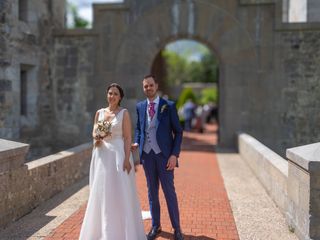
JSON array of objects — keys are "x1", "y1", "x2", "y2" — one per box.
[{"x1": 45, "y1": 124, "x2": 239, "y2": 240}]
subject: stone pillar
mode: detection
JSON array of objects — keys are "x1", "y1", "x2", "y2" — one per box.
[
  {"x1": 0, "y1": 139, "x2": 29, "y2": 228},
  {"x1": 0, "y1": 139, "x2": 29, "y2": 174},
  {"x1": 286, "y1": 143, "x2": 320, "y2": 240}
]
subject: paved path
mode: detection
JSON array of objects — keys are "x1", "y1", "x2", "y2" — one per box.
[
  {"x1": 217, "y1": 153, "x2": 298, "y2": 240},
  {"x1": 45, "y1": 125, "x2": 239, "y2": 240},
  {"x1": 0, "y1": 124, "x2": 298, "y2": 240}
]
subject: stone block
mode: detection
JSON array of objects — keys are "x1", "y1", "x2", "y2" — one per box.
[
  {"x1": 66, "y1": 47, "x2": 78, "y2": 56},
  {"x1": 310, "y1": 217, "x2": 320, "y2": 238},
  {"x1": 311, "y1": 175, "x2": 320, "y2": 190},
  {"x1": 55, "y1": 56, "x2": 66, "y2": 66},
  {"x1": 299, "y1": 182, "x2": 310, "y2": 213},
  {"x1": 287, "y1": 143, "x2": 320, "y2": 171},
  {"x1": 310, "y1": 190, "x2": 320, "y2": 217},
  {"x1": 287, "y1": 142, "x2": 320, "y2": 240},
  {"x1": 64, "y1": 67, "x2": 77, "y2": 78},
  {"x1": 0, "y1": 79, "x2": 11, "y2": 91},
  {"x1": 0, "y1": 139, "x2": 29, "y2": 173},
  {"x1": 308, "y1": 0, "x2": 320, "y2": 22},
  {"x1": 288, "y1": 172, "x2": 300, "y2": 206},
  {"x1": 239, "y1": 133, "x2": 289, "y2": 216}
]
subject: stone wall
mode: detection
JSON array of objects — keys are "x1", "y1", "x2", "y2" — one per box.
[
  {"x1": 52, "y1": 30, "x2": 98, "y2": 148},
  {"x1": 231, "y1": 1, "x2": 320, "y2": 156},
  {"x1": 239, "y1": 133, "x2": 320, "y2": 239},
  {"x1": 0, "y1": 0, "x2": 65, "y2": 160},
  {"x1": 286, "y1": 143, "x2": 320, "y2": 240},
  {"x1": 279, "y1": 30, "x2": 320, "y2": 153},
  {"x1": 0, "y1": 138, "x2": 91, "y2": 229},
  {"x1": 308, "y1": 0, "x2": 320, "y2": 22},
  {"x1": 239, "y1": 133, "x2": 288, "y2": 215},
  {"x1": 87, "y1": 0, "x2": 320, "y2": 157}
]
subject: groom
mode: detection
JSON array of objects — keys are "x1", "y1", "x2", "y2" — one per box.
[{"x1": 133, "y1": 75, "x2": 184, "y2": 240}]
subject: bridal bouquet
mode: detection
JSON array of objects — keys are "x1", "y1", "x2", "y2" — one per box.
[{"x1": 94, "y1": 120, "x2": 112, "y2": 147}]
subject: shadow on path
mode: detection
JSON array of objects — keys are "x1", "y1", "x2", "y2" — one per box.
[
  {"x1": 0, "y1": 177, "x2": 88, "y2": 240},
  {"x1": 181, "y1": 123, "x2": 218, "y2": 152},
  {"x1": 159, "y1": 230, "x2": 216, "y2": 239}
]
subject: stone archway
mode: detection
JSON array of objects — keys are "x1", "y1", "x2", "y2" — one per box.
[{"x1": 107, "y1": 0, "x2": 259, "y2": 149}]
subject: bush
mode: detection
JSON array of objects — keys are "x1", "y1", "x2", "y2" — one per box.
[
  {"x1": 176, "y1": 88, "x2": 197, "y2": 109},
  {"x1": 200, "y1": 87, "x2": 218, "y2": 104}
]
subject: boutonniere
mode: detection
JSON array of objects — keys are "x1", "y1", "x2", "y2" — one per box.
[{"x1": 160, "y1": 104, "x2": 168, "y2": 113}]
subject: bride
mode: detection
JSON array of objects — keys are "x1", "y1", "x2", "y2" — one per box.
[{"x1": 79, "y1": 83, "x2": 146, "y2": 240}]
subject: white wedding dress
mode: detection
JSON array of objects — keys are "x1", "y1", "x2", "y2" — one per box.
[{"x1": 79, "y1": 108, "x2": 146, "y2": 240}]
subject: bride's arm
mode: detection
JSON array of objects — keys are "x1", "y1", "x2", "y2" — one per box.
[
  {"x1": 122, "y1": 110, "x2": 132, "y2": 173},
  {"x1": 92, "y1": 110, "x2": 100, "y2": 139}
]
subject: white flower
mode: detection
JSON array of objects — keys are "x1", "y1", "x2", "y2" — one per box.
[{"x1": 161, "y1": 104, "x2": 167, "y2": 113}]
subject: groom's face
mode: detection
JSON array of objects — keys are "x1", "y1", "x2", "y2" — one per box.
[{"x1": 143, "y1": 77, "x2": 158, "y2": 99}]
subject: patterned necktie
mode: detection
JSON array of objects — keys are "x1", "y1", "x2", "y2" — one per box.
[{"x1": 148, "y1": 102, "x2": 156, "y2": 120}]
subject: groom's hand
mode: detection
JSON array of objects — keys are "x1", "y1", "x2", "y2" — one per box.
[
  {"x1": 131, "y1": 143, "x2": 139, "y2": 151},
  {"x1": 166, "y1": 155, "x2": 177, "y2": 170}
]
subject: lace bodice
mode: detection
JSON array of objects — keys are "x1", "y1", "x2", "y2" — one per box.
[{"x1": 98, "y1": 108, "x2": 126, "y2": 140}]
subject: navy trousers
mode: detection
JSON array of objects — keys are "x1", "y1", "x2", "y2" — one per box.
[{"x1": 141, "y1": 150, "x2": 180, "y2": 230}]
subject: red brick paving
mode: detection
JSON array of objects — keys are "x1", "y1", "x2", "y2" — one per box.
[{"x1": 45, "y1": 124, "x2": 239, "y2": 240}]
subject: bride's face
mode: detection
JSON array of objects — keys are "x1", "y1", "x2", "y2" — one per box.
[{"x1": 107, "y1": 87, "x2": 121, "y2": 106}]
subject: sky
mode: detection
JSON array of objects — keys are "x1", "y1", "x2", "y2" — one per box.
[
  {"x1": 289, "y1": 0, "x2": 307, "y2": 22},
  {"x1": 166, "y1": 40, "x2": 209, "y2": 62}
]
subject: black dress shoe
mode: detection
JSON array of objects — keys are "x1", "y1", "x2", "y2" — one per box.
[
  {"x1": 146, "y1": 226, "x2": 162, "y2": 240},
  {"x1": 174, "y1": 229, "x2": 184, "y2": 240}
]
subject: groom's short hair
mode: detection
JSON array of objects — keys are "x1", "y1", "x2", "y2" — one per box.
[{"x1": 143, "y1": 74, "x2": 157, "y2": 83}]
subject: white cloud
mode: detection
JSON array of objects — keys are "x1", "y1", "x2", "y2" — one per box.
[
  {"x1": 289, "y1": 0, "x2": 307, "y2": 22},
  {"x1": 79, "y1": 6, "x2": 92, "y2": 23}
]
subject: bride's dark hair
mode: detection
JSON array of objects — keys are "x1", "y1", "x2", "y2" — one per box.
[{"x1": 106, "y1": 83, "x2": 124, "y2": 105}]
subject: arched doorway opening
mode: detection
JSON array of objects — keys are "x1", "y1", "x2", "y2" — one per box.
[{"x1": 150, "y1": 39, "x2": 219, "y2": 144}]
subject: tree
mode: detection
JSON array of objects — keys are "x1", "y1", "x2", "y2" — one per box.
[
  {"x1": 162, "y1": 47, "x2": 219, "y2": 85},
  {"x1": 67, "y1": 2, "x2": 89, "y2": 29},
  {"x1": 200, "y1": 53, "x2": 219, "y2": 83},
  {"x1": 200, "y1": 87, "x2": 218, "y2": 104},
  {"x1": 176, "y1": 88, "x2": 197, "y2": 109},
  {"x1": 162, "y1": 50, "x2": 189, "y2": 85}
]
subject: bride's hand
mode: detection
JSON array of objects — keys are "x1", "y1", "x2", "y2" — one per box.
[
  {"x1": 94, "y1": 139, "x2": 102, "y2": 147},
  {"x1": 123, "y1": 160, "x2": 132, "y2": 174}
]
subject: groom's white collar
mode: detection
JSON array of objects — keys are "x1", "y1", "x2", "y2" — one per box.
[{"x1": 147, "y1": 95, "x2": 160, "y2": 105}]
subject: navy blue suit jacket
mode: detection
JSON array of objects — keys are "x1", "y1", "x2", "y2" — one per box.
[{"x1": 134, "y1": 97, "x2": 183, "y2": 161}]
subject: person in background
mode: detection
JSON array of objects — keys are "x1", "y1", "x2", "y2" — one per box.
[{"x1": 182, "y1": 99, "x2": 196, "y2": 131}]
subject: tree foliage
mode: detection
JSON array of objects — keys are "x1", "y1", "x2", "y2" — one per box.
[
  {"x1": 67, "y1": 2, "x2": 89, "y2": 29},
  {"x1": 177, "y1": 87, "x2": 218, "y2": 108},
  {"x1": 162, "y1": 50, "x2": 188, "y2": 86},
  {"x1": 162, "y1": 50, "x2": 219, "y2": 85},
  {"x1": 176, "y1": 88, "x2": 197, "y2": 109},
  {"x1": 200, "y1": 87, "x2": 218, "y2": 104}
]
